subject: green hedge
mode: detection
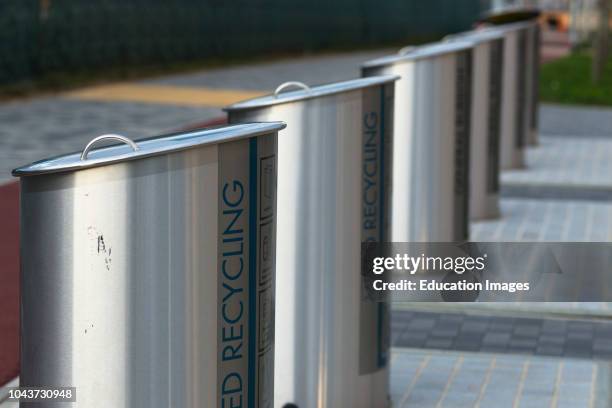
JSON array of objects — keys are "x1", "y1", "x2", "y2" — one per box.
[{"x1": 0, "y1": 0, "x2": 487, "y2": 85}]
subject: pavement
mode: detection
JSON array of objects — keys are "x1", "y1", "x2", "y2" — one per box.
[
  {"x1": 3, "y1": 28, "x2": 612, "y2": 407},
  {"x1": 390, "y1": 348, "x2": 605, "y2": 408},
  {"x1": 2, "y1": 348, "x2": 604, "y2": 408},
  {"x1": 472, "y1": 196, "x2": 612, "y2": 242},
  {"x1": 392, "y1": 310, "x2": 612, "y2": 361},
  {"x1": 501, "y1": 136, "x2": 612, "y2": 189},
  {"x1": 539, "y1": 104, "x2": 612, "y2": 139}
]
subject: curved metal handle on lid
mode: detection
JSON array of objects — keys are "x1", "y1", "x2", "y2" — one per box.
[
  {"x1": 398, "y1": 46, "x2": 415, "y2": 55},
  {"x1": 80, "y1": 134, "x2": 140, "y2": 161},
  {"x1": 274, "y1": 81, "x2": 311, "y2": 98}
]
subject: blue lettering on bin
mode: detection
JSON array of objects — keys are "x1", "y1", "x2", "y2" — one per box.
[
  {"x1": 220, "y1": 180, "x2": 246, "y2": 406},
  {"x1": 363, "y1": 112, "x2": 379, "y2": 241},
  {"x1": 221, "y1": 372, "x2": 243, "y2": 408}
]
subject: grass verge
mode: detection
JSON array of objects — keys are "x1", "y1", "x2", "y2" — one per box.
[{"x1": 540, "y1": 51, "x2": 612, "y2": 106}]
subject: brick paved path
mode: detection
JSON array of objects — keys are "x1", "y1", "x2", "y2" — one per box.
[
  {"x1": 502, "y1": 136, "x2": 612, "y2": 189},
  {"x1": 390, "y1": 348, "x2": 603, "y2": 408},
  {"x1": 392, "y1": 311, "x2": 612, "y2": 360}
]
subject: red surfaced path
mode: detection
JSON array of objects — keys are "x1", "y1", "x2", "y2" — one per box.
[{"x1": 0, "y1": 180, "x2": 19, "y2": 385}]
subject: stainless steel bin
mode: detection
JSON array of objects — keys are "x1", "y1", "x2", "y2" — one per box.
[
  {"x1": 492, "y1": 21, "x2": 532, "y2": 169},
  {"x1": 362, "y1": 42, "x2": 474, "y2": 242},
  {"x1": 527, "y1": 19, "x2": 541, "y2": 146},
  {"x1": 226, "y1": 76, "x2": 398, "y2": 408},
  {"x1": 13, "y1": 123, "x2": 284, "y2": 408},
  {"x1": 445, "y1": 29, "x2": 505, "y2": 220}
]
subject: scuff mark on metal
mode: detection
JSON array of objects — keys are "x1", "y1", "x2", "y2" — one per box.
[{"x1": 87, "y1": 227, "x2": 112, "y2": 271}]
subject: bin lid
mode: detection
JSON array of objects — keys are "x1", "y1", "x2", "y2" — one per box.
[
  {"x1": 445, "y1": 28, "x2": 505, "y2": 45},
  {"x1": 480, "y1": 7, "x2": 541, "y2": 25},
  {"x1": 361, "y1": 41, "x2": 473, "y2": 70},
  {"x1": 224, "y1": 75, "x2": 399, "y2": 112},
  {"x1": 486, "y1": 20, "x2": 534, "y2": 34},
  {"x1": 12, "y1": 122, "x2": 286, "y2": 177}
]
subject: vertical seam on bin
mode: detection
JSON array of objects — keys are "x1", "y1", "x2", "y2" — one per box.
[
  {"x1": 379, "y1": 87, "x2": 385, "y2": 245},
  {"x1": 248, "y1": 137, "x2": 258, "y2": 407},
  {"x1": 377, "y1": 85, "x2": 386, "y2": 369}
]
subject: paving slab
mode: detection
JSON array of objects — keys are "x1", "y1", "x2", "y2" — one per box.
[
  {"x1": 471, "y1": 198, "x2": 612, "y2": 242},
  {"x1": 144, "y1": 49, "x2": 394, "y2": 90},
  {"x1": 392, "y1": 310, "x2": 612, "y2": 361},
  {"x1": 539, "y1": 104, "x2": 612, "y2": 139},
  {"x1": 423, "y1": 198, "x2": 612, "y2": 318},
  {"x1": 389, "y1": 348, "x2": 606, "y2": 408},
  {"x1": 502, "y1": 136, "x2": 612, "y2": 189},
  {"x1": 5, "y1": 349, "x2": 598, "y2": 408},
  {"x1": 0, "y1": 98, "x2": 216, "y2": 183}
]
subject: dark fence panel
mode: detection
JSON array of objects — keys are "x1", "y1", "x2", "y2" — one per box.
[
  {"x1": 0, "y1": 1, "x2": 39, "y2": 84},
  {"x1": 0, "y1": 0, "x2": 488, "y2": 85}
]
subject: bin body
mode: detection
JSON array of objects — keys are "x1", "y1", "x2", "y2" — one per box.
[
  {"x1": 521, "y1": 22, "x2": 536, "y2": 149},
  {"x1": 14, "y1": 123, "x2": 284, "y2": 408},
  {"x1": 362, "y1": 42, "x2": 474, "y2": 242},
  {"x1": 527, "y1": 20, "x2": 541, "y2": 146},
  {"x1": 446, "y1": 30, "x2": 505, "y2": 220},
  {"x1": 226, "y1": 76, "x2": 397, "y2": 408},
  {"x1": 494, "y1": 22, "x2": 532, "y2": 169}
]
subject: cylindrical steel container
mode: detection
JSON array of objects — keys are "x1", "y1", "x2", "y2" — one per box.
[
  {"x1": 521, "y1": 21, "x2": 536, "y2": 149},
  {"x1": 362, "y1": 42, "x2": 474, "y2": 242},
  {"x1": 13, "y1": 123, "x2": 284, "y2": 408},
  {"x1": 445, "y1": 29, "x2": 505, "y2": 220},
  {"x1": 226, "y1": 76, "x2": 398, "y2": 408},
  {"x1": 527, "y1": 19, "x2": 541, "y2": 146},
  {"x1": 492, "y1": 22, "x2": 532, "y2": 169}
]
